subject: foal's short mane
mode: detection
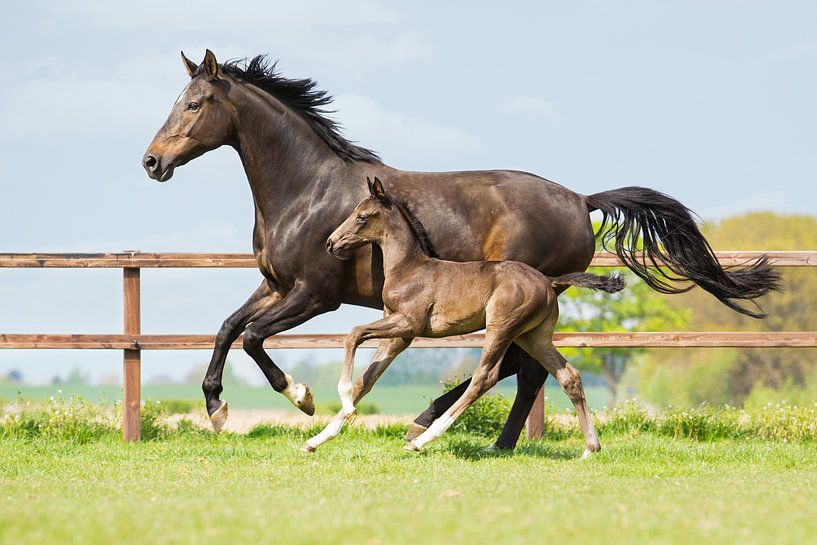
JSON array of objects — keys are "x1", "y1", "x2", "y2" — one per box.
[
  {"x1": 388, "y1": 196, "x2": 440, "y2": 259},
  {"x1": 211, "y1": 56, "x2": 381, "y2": 164}
]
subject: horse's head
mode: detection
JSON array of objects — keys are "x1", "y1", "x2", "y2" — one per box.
[
  {"x1": 327, "y1": 177, "x2": 392, "y2": 259},
  {"x1": 143, "y1": 50, "x2": 234, "y2": 182}
]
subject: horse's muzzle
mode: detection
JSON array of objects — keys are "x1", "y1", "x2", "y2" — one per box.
[{"x1": 142, "y1": 152, "x2": 174, "y2": 182}]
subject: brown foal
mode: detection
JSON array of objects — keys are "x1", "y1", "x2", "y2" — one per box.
[{"x1": 302, "y1": 177, "x2": 624, "y2": 455}]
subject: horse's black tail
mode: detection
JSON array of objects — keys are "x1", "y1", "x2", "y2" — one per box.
[
  {"x1": 584, "y1": 186, "x2": 780, "y2": 318},
  {"x1": 551, "y1": 272, "x2": 626, "y2": 294}
]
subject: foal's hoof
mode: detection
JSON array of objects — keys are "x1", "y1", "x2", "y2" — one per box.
[
  {"x1": 404, "y1": 423, "x2": 428, "y2": 442},
  {"x1": 209, "y1": 401, "x2": 229, "y2": 434},
  {"x1": 581, "y1": 446, "x2": 600, "y2": 459},
  {"x1": 299, "y1": 443, "x2": 316, "y2": 453},
  {"x1": 404, "y1": 441, "x2": 421, "y2": 453}
]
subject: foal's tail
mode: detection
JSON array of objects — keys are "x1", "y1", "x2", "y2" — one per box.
[
  {"x1": 550, "y1": 272, "x2": 626, "y2": 294},
  {"x1": 585, "y1": 187, "x2": 780, "y2": 318}
]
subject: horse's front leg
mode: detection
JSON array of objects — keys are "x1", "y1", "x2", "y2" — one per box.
[
  {"x1": 202, "y1": 281, "x2": 282, "y2": 432},
  {"x1": 241, "y1": 282, "x2": 337, "y2": 416}
]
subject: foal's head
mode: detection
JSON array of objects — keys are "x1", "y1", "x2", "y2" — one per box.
[
  {"x1": 327, "y1": 177, "x2": 438, "y2": 260},
  {"x1": 326, "y1": 177, "x2": 393, "y2": 259}
]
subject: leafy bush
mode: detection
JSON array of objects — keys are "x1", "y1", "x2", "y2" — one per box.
[
  {"x1": 441, "y1": 378, "x2": 512, "y2": 437},
  {"x1": 0, "y1": 394, "x2": 116, "y2": 443},
  {"x1": 597, "y1": 399, "x2": 817, "y2": 442}
]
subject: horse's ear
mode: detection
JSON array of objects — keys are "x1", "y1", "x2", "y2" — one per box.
[
  {"x1": 366, "y1": 176, "x2": 375, "y2": 196},
  {"x1": 181, "y1": 51, "x2": 198, "y2": 78},
  {"x1": 372, "y1": 177, "x2": 386, "y2": 200},
  {"x1": 203, "y1": 49, "x2": 219, "y2": 80}
]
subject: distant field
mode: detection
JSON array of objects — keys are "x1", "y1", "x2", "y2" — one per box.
[{"x1": 0, "y1": 383, "x2": 609, "y2": 414}]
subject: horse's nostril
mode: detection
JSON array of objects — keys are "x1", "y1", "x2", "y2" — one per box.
[{"x1": 144, "y1": 155, "x2": 157, "y2": 169}]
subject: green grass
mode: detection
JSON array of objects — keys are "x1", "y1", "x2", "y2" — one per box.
[
  {"x1": 0, "y1": 383, "x2": 610, "y2": 413},
  {"x1": 1, "y1": 425, "x2": 816, "y2": 545},
  {"x1": 2, "y1": 397, "x2": 817, "y2": 545}
]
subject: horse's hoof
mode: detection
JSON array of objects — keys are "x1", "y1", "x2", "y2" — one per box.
[
  {"x1": 404, "y1": 423, "x2": 428, "y2": 442},
  {"x1": 482, "y1": 443, "x2": 504, "y2": 454},
  {"x1": 404, "y1": 442, "x2": 421, "y2": 453},
  {"x1": 209, "y1": 401, "x2": 228, "y2": 433},
  {"x1": 297, "y1": 384, "x2": 315, "y2": 416},
  {"x1": 581, "y1": 448, "x2": 597, "y2": 460},
  {"x1": 300, "y1": 443, "x2": 316, "y2": 453}
]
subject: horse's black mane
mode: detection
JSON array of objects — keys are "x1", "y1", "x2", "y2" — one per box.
[
  {"x1": 387, "y1": 195, "x2": 440, "y2": 259},
  {"x1": 213, "y1": 55, "x2": 381, "y2": 163}
]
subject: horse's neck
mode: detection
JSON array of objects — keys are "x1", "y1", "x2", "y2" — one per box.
[
  {"x1": 230, "y1": 84, "x2": 347, "y2": 214},
  {"x1": 379, "y1": 219, "x2": 430, "y2": 278}
]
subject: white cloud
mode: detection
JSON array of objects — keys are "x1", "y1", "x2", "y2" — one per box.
[
  {"x1": 502, "y1": 95, "x2": 563, "y2": 121},
  {"x1": 334, "y1": 93, "x2": 478, "y2": 164},
  {"x1": 37, "y1": 0, "x2": 399, "y2": 33}
]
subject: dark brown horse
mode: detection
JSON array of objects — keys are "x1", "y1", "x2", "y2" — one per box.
[
  {"x1": 303, "y1": 177, "x2": 625, "y2": 455},
  {"x1": 143, "y1": 50, "x2": 779, "y2": 448}
]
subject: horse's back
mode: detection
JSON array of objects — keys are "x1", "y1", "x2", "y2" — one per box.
[{"x1": 383, "y1": 168, "x2": 596, "y2": 276}]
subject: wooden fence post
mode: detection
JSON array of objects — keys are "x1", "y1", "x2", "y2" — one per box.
[
  {"x1": 122, "y1": 265, "x2": 141, "y2": 442},
  {"x1": 525, "y1": 385, "x2": 545, "y2": 441}
]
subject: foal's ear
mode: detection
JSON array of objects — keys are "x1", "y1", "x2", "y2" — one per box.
[
  {"x1": 366, "y1": 176, "x2": 375, "y2": 196},
  {"x1": 371, "y1": 176, "x2": 386, "y2": 200},
  {"x1": 203, "y1": 49, "x2": 219, "y2": 80},
  {"x1": 181, "y1": 51, "x2": 198, "y2": 78}
]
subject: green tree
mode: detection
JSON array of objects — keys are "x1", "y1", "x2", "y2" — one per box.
[
  {"x1": 638, "y1": 212, "x2": 817, "y2": 405},
  {"x1": 559, "y1": 271, "x2": 688, "y2": 407}
]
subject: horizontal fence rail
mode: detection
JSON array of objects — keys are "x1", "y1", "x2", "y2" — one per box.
[
  {"x1": 2, "y1": 251, "x2": 817, "y2": 268},
  {"x1": 2, "y1": 331, "x2": 817, "y2": 350},
  {"x1": 2, "y1": 251, "x2": 816, "y2": 442}
]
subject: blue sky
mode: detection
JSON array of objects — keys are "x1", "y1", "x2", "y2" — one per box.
[{"x1": 1, "y1": 1, "x2": 815, "y2": 384}]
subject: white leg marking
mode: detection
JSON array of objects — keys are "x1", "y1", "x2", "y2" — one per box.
[
  {"x1": 408, "y1": 413, "x2": 456, "y2": 450},
  {"x1": 338, "y1": 380, "x2": 354, "y2": 415},
  {"x1": 301, "y1": 413, "x2": 349, "y2": 452},
  {"x1": 283, "y1": 374, "x2": 306, "y2": 406}
]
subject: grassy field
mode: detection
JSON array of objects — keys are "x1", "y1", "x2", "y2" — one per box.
[
  {"x1": 2, "y1": 424, "x2": 816, "y2": 545},
  {"x1": 0, "y1": 383, "x2": 610, "y2": 414},
  {"x1": 3, "y1": 397, "x2": 817, "y2": 545}
]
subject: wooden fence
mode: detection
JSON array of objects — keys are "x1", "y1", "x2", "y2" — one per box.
[{"x1": 1, "y1": 251, "x2": 816, "y2": 442}]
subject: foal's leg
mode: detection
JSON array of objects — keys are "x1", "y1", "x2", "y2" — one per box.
[
  {"x1": 300, "y1": 337, "x2": 411, "y2": 452},
  {"x1": 407, "y1": 332, "x2": 513, "y2": 451},
  {"x1": 516, "y1": 327, "x2": 601, "y2": 457},
  {"x1": 301, "y1": 314, "x2": 416, "y2": 452},
  {"x1": 202, "y1": 281, "x2": 281, "y2": 432},
  {"x1": 406, "y1": 346, "x2": 549, "y2": 449}
]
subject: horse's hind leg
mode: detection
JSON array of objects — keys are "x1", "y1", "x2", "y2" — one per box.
[
  {"x1": 405, "y1": 345, "x2": 540, "y2": 445},
  {"x1": 491, "y1": 347, "x2": 549, "y2": 450},
  {"x1": 516, "y1": 326, "x2": 601, "y2": 457},
  {"x1": 407, "y1": 332, "x2": 513, "y2": 451}
]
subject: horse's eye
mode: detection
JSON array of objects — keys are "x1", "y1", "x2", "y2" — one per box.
[
  {"x1": 356, "y1": 214, "x2": 367, "y2": 223},
  {"x1": 187, "y1": 102, "x2": 200, "y2": 111}
]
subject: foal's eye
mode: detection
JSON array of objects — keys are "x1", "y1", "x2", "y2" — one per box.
[
  {"x1": 356, "y1": 214, "x2": 367, "y2": 223},
  {"x1": 186, "y1": 102, "x2": 200, "y2": 111}
]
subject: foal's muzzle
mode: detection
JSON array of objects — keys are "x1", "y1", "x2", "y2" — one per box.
[{"x1": 326, "y1": 237, "x2": 351, "y2": 259}]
